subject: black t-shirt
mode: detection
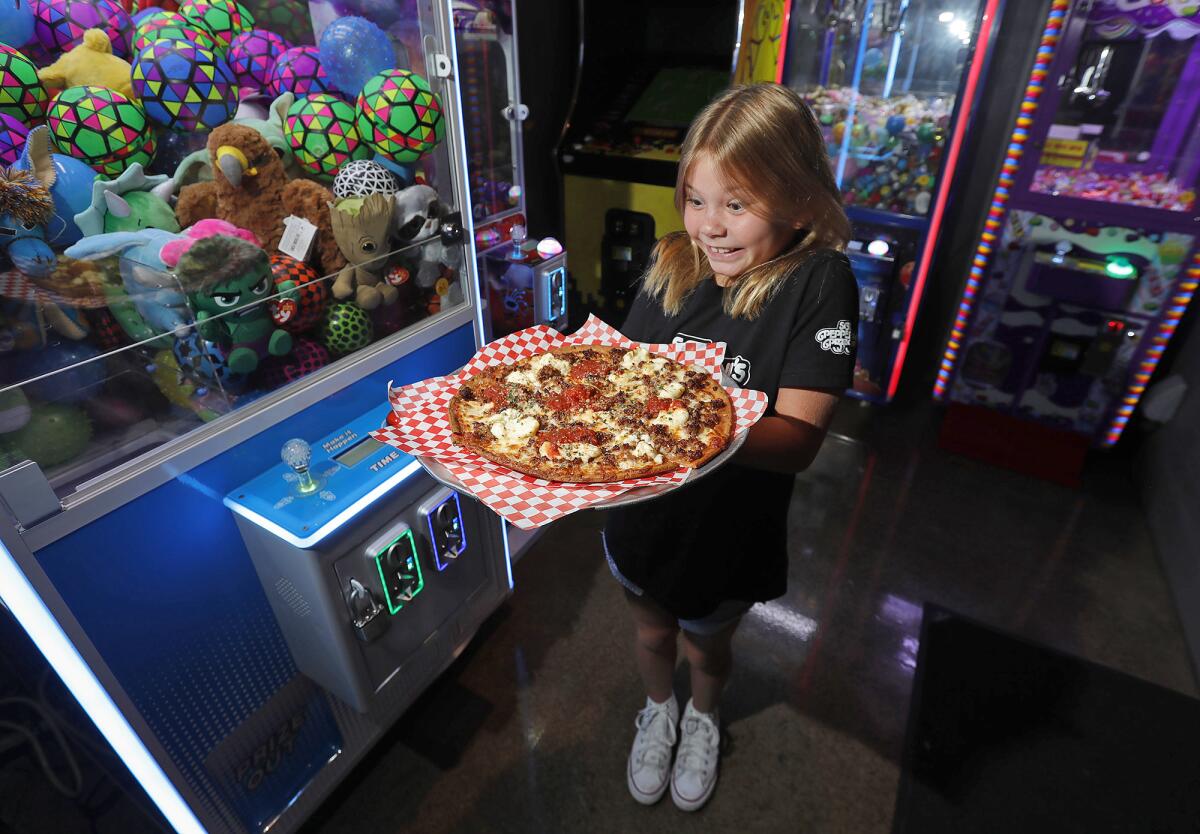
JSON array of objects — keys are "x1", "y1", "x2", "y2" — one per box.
[{"x1": 604, "y1": 249, "x2": 858, "y2": 619}]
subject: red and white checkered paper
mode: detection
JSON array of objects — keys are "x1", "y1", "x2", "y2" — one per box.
[{"x1": 370, "y1": 315, "x2": 768, "y2": 529}]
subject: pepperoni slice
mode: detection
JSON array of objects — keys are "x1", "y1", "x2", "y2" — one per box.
[
  {"x1": 645, "y1": 396, "x2": 685, "y2": 415},
  {"x1": 569, "y1": 359, "x2": 607, "y2": 381},
  {"x1": 545, "y1": 385, "x2": 595, "y2": 412},
  {"x1": 480, "y1": 384, "x2": 509, "y2": 409}
]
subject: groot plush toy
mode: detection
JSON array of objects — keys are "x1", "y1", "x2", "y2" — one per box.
[{"x1": 327, "y1": 193, "x2": 398, "y2": 310}]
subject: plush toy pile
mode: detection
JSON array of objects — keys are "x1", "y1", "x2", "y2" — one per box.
[{"x1": 0, "y1": 2, "x2": 458, "y2": 471}]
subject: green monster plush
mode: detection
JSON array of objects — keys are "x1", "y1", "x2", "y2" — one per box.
[{"x1": 175, "y1": 236, "x2": 293, "y2": 374}]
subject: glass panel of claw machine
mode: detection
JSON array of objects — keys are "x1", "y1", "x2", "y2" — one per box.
[
  {"x1": 0, "y1": 0, "x2": 473, "y2": 504},
  {"x1": 1021, "y1": 4, "x2": 1200, "y2": 214},
  {"x1": 452, "y1": 1, "x2": 568, "y2": 340}
]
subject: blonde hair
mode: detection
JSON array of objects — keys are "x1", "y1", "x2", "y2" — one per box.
[{"x1": 642, "y1": 84, "x2": 851, "y2": 319}]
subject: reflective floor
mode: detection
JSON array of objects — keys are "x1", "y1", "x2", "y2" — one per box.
[{"x1": 304, "y1": 403, "x2": 1197, "y2": 834}]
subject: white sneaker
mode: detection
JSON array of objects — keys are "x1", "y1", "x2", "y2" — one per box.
[
  {"x1": 670, "y1": 699, "x2": 720, "y2": 811},
  {"x1": 627, "y1": 694, "x2": 679, "y2": 804}
]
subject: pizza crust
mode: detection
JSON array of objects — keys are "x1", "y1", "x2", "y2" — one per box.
[{"x1": 448, "y1": 344, "x2": 735, "y2": 483}]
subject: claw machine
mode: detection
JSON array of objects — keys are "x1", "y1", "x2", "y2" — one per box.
[
  {"x1": 0, "y1": 1, "x2": 518, "y2": 831},
  {"x1": 782, "y1": 0, "x2": 1003, "y2": 400},
  {"x1": 934, "y1": 0, "x2": 1200, "y2": 483}
]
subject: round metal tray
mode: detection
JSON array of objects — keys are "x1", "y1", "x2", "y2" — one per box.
[{"x1": 415, "y1": 427, "x2": 747, "y2": 511}]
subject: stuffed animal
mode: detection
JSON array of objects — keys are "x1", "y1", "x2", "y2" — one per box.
[
  {"x1": 169, "y1": 93, "x2": 300, "y2": 191},
  {"x1": 160, "y1": 218, "x2": 261, "y2": 267},
  {"x1": 73, "y1": 163, "x2": 180, "y2": 237},
  {"x1": 38, "y1": 30, "x2": 134, "y2": 98},
  {"x1": 174, "y1": 122, "x2": 345, "y2": 276},
  {"x1": 173, "y1": 235, "x2": 292, "y2": 374},
  {"x1": 0, "y1": 165, "x2": 56, "y2": 279},
  {"x1": 327, "y1": 193, "x2": 397, "y2": 310}
]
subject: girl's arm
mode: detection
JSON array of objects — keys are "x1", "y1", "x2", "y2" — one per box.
[{"x1": 732, "y1": 387, "x2": 841, "y2": 473}]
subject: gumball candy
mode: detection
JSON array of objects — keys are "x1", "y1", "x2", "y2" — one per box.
[
  {"x1": 225, "y1": 28, "x2": 288, "y2": 92},
  {"x1": 132, "y1": 10, "x2": 220, "y2": 54},
  {"x1": 34, "y1": 0, "x2": 133, "y2": 57},
  {"x1": 268, "y1": 252, "x2": 327, "y2": 333},
  {"x1": 178, "y1": 0, "x2": 253, "y2": 48},
  {"x1": 269, "y1": 45, "x2": 329, "y2": 97},
  {"x1": 0, "y1": 112, "x2": 28, "y2": 166},
  {"x1": 318, "y1": 15, "x2": 395, "y2": 97},
  {"x1": 321, "y1": 301, "x2": 372, "y2": 354},
  {"x1": 0, "y1": 0, "x2": 36, "y2": 48},
  {"x1": 132, "y1": 40, "x2": 238, "y2": 131},
  {"x1": 356, "y1": 69, "x2": 444, "y2": 162},
  {"x1": 0, "y1": 44, "x2": 47, "y2": 123},
  {"x1": 46, "y1": 85, "x2": 153, "y2": 176},
  {"x1": 285, "y1": 92, "x2": 369, "y2": 178},
  {"x1": 332, "y1": 158, "x2": 399, "y2": 199}
]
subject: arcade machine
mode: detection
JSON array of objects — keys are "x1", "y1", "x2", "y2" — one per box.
[
  {"x1": 781, "y1": 0, "x2": 1002, "y2": 401},
  {"x1": 453, "y1": 1, "x2": 568, "y2": 343},
  {"x1": 557, "y1": 0, "x2": 749, "y2": 319},
  {"x1": 934, "y1": 0, "x2": 1200, "y2": 483},
  {"x1": 0, "y1": 3, "x2": 519, "y2": 833}
]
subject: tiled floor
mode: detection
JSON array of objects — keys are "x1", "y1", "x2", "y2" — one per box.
[{"x1": 303, "y1": 403, "x2": 1197, "y2": 834}]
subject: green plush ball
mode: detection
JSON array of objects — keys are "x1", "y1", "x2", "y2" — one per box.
[
  {"x1": 6, "y1": 403, "x2": 92, "y2": 468},
  {"x1": 321, "y1": 302, "x2": 373, "y2": 355}
]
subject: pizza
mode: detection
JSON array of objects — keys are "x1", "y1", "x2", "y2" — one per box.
[{"x1": 448, "y1": 345, "x2": 735, "y2": 482}]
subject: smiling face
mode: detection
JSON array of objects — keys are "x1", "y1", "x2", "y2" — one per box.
[{"x1": 682, "y1": 153, "x2": 799, "y2": 283}]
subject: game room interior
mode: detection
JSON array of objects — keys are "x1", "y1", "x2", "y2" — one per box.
[{"x1": 0, "y1": 0, "x2": 1199, "y2": 831}]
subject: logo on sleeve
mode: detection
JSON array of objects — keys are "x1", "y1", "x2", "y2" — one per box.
[
  {"x1": 673, "y1": 332, "x2": 712, "y2": 344},
  {"x1": 815, "y1": 321, "x2": 855, "y2": 355}
]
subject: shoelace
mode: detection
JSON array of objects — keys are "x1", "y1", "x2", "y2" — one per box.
[
  {"x1": 675, "y1": 712, "x2": 718, "y2": 775},
  {"x1": 633, "y1": 704, "x2": 678, "y2": 767}
]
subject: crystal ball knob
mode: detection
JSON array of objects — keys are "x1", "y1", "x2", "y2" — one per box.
[{"x1": 281, "y1": 438, "x2": 312, "y2": 473}]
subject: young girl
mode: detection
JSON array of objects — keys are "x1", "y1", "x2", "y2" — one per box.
[{"x1": 603, "y1": 83, "x2": 858, "y2": 811}]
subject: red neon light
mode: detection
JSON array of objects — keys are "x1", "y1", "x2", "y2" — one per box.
[
  {"x1": 776, "y1": 1, "x2": 793, "y2": 84},
  {"x1": 885, "y1": 0, "x2": 1002, "y2": 401}
]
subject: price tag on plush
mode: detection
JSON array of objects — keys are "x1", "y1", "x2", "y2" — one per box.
[{"x1": 371, "y1": 315, "x2": 769, "y2": 528}]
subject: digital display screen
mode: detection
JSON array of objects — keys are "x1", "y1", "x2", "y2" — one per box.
[
  {"x1": 333, "y1": 437, "x2": 386, "y2": 468},
  {"x1": 613, "y1": 245, "x2": 633, "y2": 262}
]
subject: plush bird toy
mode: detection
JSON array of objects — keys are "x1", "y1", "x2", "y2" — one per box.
[
  {"x1": 174, "y1": 123, "x2": 345, "y2": 277},
  {"x1": 37, "y1": 30, "x2": 134, "y2": 98}
]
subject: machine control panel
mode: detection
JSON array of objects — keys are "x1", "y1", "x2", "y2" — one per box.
[
  {"x1": 364, "y1": 521, "x2": 425, "y2": 614},
  {"x1": 419, "y1": 487, "x2": 467, "y2": 571}
]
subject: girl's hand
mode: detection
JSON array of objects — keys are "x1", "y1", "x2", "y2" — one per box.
[{"x1": 732, "y1": 387, "x2": 841, "y2": 473}]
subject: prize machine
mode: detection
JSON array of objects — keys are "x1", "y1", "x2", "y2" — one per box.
[
  {"x1": 0, "y1": 2, "x2": 520, "y2": 833},
  {"x1": 933, "y1": 0, "x2": 1200, "y2": 483},
  {"x1": 781, "y1": 0, "x2": 1002, "y2": 401},
  {"x1": 453, "y1": 1, "x2": 568, "y2": 342},
  {"x1": 558, "y1": 0, "x2": 760, "y2": 320}
]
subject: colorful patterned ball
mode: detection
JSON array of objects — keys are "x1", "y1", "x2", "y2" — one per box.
[
  {"x1": 284, "y1": 92, "x2": 368, "y2": 178},
  {"x1": 33, "y1": 0, "x2": 133, "y2": 57},
  {"x1": 0, "y1": 113, "x2": 28, "y2": 165},
  {"x1": 89, "y1": 132, "x2": 156, "y2": 177},
  {"x1": 132, "y1": 40, "x2": 238, "y2": 131},
  {"x1": 245, "y1": 0, "x2": 311, "y2": 46},
  {"x1": 269, "y1": 45, "x2": 329, "y2": 98},
  {"x1": 332, "y1": 158, "x2": 399, "y2": 199},
  {"x1": 268, "y1": 252, "x2": 327, "y2": 333},
  {"x1": 256, "y1": 336, "x2": 329, "y2": 389},
  {"x1": 0, "y1": 44, "x2": 47, "y2": 123},
  {"x1": 225, "y1": 28, "x2": 287, "y2": 91},
  {"x1": 132, "y1": 10, "x2": 219, "y2": 54},
  {"x1": 356, "y1": 69, "x2": 444, "y2": 162},
  {"x1": 321, "y1": 301, "x2": 372, "y2": 354},
  {"x1": 46, "y1": 86, "x2": 152, "y2": 173},
  {"x1": 173, "y1": 329, "x2": 247, "y2": 387},
  {"x1": 178, "y1": 0, "x2": 253, "y2": 48}
]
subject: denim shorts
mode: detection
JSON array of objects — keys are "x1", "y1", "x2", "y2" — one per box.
[{"x1": 602, "y1": 531, "x2": 753, "y2": 636}]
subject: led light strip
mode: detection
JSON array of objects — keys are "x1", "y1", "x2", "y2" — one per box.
[
  {"x1": 1102, "y1": 257, "x2": 1200, "y2": 446},
  {"x1": 0, "y1": 542, "x2": 206, "y2": 834},
  {"x1": 933, "y1": 0, "x2": 1071, "y2": 400}
]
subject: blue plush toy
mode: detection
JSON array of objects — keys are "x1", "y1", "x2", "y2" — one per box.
[
  {"x1": 0, "y1": 162, "x2": 56, "y2": 278},
  {"x1": 12, "y1": 126, "x2": 96, "y2": 248},
  {"x1": 64, "y1": 228, "x2": 191, "y2": 337}
]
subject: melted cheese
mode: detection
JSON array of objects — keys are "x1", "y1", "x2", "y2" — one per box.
[
  {"x1": 621, "y1": 348, "x2": 650, "y2": 369},
  {"x1": 490, "y1": 412, "x2": 539, "y2": 446},
  {"x1": 558, "y1": 442, "x2": 601, "y2": 462},
  {"x1": 651, "y1": 407, "x2": 689, "y2": 430},
  {"x1": 530, "y1": 353, "x2": 571, "y2": 375},
  {"x1": 460, "y1": 401, "x2": 495, "y2": 419},
  {"x1": 657, "y1": 381, "x2": 685, "y2": 398},
  {"x1": 505, "y1": 368, "x2": 538, "y2": 387}
]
